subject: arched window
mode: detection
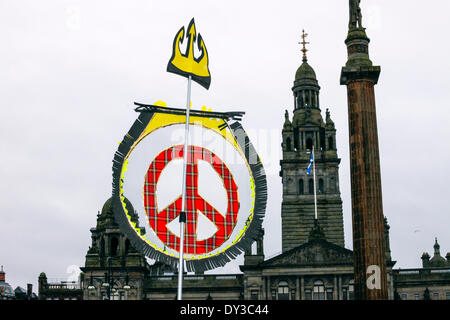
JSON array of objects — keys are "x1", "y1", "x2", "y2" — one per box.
[
  {"x1": 329, "y1": 177, "x2": 336, "y2": 193},
  {"x1": 277, "y1": 281, "x2": 289, "y2": 300},
  {"x1": 308, "y1": 179, "x2": 314, "y2": 194},
  {"x1": 299, "y1": 179, "x2": 304, "y2": 195},
  {"x1": 318, "y1": 179, "x2": 324, "y2": 194},
  {"x1": 111, "y1": 237, "x2": 119, "y2": 256},
  {"x1": 313, "y1": 280, "x2": 325, "y2": 300},
  {"x1": 251, "y1": 241, "x2": 257, "y2": 255},
  {"x1": 298, "y1": 94, "x2": 303, "y2": 108},
  {"x1": 286, "y1": 137, "x2": 291, "y2": 152},
  {"x1": 328, "y1": 136, "x2": 334, "y2": 150},
  {"x1": 306, "y1": 138, "x2": 313, "y2": 150}
]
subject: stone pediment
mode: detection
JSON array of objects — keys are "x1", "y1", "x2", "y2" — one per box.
[{"x1": 263, "y1": 239, "x2": 353, "y2": 267}]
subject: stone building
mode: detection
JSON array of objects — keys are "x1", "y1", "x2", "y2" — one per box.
[
  {"x1": 75, "y1": 42, "x2": 395, "y2": 301},
  {"x1": 393, "y1": 238, "x2": 450, "y2": 300},
  {"x1": 37, "y1": 27, "x2": 450, "y2": 302},
  {"x1": 280, "y1": 36, "x2": 344, "y2": 251},
  {"x1": 0, "y1": 266, "x2": 15, "y2": 300},
  {"x1": 1, "y1": 266, "x2": 38, "y2": 300},
  {"x1": 79, "y1": 197, "x2": 244, "y2": 300},
  {"x1": 240, "y1": 47, "x2": 395, "y2": 300},
  {"x1": 79, "y1": 197, "x2": 149, "y2": 300},
  {"x1": 38, "y1": 39, "x2": 450, "y2": 301},
  {"x1": 38, "y1": 272, "x2": 82, "y2": 300}
]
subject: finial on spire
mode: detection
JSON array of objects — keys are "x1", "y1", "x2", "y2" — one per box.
[
  {"x1": 434, "y1": 238, "x2": 441, "y2": 254},
  {"x1": 299, "y1": 29, "x2": 309, "y2": 62}
]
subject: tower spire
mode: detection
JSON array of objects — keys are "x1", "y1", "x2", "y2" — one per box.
[
  {"x1": 299, "y1": 29, "x2": 309, "y2": 62},
  {"x1": 434, "y1": 238, "x2": 441, "y2": 255}
]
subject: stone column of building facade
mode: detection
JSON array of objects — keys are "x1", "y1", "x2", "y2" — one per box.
[{"x1": 340, "y1": 2, "x2": 388, "y2": 300}]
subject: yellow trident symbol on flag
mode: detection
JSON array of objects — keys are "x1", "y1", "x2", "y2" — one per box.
[{"x1": 167, "y1": 18, "x2": 211, "y2": 90}]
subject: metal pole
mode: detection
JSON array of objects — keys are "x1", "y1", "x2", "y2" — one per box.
[
  {"x1": 312, "y1": 145, "x2": 318, "y2": 220},
  {"x1": 177, "y1": 75, "x2": 192, "y2": 300}
]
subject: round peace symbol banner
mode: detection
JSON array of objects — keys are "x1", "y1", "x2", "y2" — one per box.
[
  {"x1": 145, "y1": 145, "x2": 240, "y2": 255},
  {"x1": 112, "y1": 101, "x2": 267, "y2": 272}
]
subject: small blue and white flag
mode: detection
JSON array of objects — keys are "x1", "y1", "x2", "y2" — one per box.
[{"x1": 306, "y1": 151, "x2": 314, "y2": 175}]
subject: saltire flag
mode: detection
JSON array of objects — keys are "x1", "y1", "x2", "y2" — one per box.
[{"x1": 306, "y1": 151, "x2": 314, "y2": 175}]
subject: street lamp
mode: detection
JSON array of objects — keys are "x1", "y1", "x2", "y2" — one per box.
[
  {"x1": 87, "y1": 272, "x2": 95, "y2": 291},
  {"x1": 123, "y1": 274, "x2": 131, "y2": 291},
  {"x1": 102, "y1": 257, "x2": 113, "y2": 300}
]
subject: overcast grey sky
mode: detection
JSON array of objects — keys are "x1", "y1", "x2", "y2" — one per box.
[{"x1": 1, "y1": 0, "x2": 450, "y2": 292}]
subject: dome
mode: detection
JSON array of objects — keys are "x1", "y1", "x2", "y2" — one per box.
[
  {"x1": 0, "y1": 282, "x2": 15, "y2": 299},
  {"x1": 429, "y1": 255, "x2": 447, "y2": 266},
  {"x1": 295, "y1": 61, "x2": 317, "y2": 80},
  {"x1": 101, "y1": 196, "x2": 135, "y2": 217},
  {"x1": 427, "y1": 238, "x2": 448, "y2": 267},
  {"x1": 97, "y1": 196, "x2": 138, "y2": 230}
]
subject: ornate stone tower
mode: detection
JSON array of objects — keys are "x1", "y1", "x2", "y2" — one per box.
[
  {"x1": 340, "y1": 0, "x2": 388, "y2": 299},
  {"x1": 280, "y1": 31, "x2": 344, "y2": 253},
  {"x1": 80, "y1": 197, "x2": 149, "y2": 300},
  {"x1": 421, "y1": 238, "x2": 450, "y2": 268}
]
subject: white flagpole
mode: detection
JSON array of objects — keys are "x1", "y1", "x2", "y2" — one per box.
[
  {"x1": 178, "y1": 75, "x2": 192, "y2": 300},
  {"x1": 312, "y1": 145, "x2": 318, "y2": 220}
]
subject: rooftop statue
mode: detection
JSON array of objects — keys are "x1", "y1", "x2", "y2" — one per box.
[{"x1": 349, "y1": 0, "x2": 363, "y2": 29}]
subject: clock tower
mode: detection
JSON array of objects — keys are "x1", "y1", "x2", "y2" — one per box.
[{"x1": 280, "y1": 31, "x2": 345, "y2": 252}]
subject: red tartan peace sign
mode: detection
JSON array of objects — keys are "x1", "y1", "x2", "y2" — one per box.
[{"x1": 144, "y1": 145, "x2": 239, "y2": 255}]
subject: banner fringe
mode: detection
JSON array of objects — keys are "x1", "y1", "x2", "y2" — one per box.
[{"x1": 112, "y1": 113, "x2": 267, "y2": 273}]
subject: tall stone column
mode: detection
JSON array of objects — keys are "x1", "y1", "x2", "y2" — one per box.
[{"x1": 340, "y1": 11, "x2": 388, "y2": 299}]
